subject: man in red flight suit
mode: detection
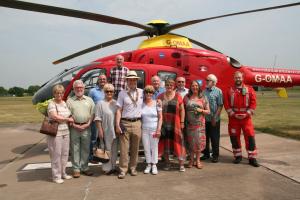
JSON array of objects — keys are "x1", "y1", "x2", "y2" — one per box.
[{"x1": 224, "y1": 71, "x2": 259, "y2": 167}]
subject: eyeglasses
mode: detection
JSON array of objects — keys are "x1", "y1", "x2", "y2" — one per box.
[
  {"x1": 105, "y1": 90, "x2": 114, "y2": 94},
  {"x1": 177, "y1": 81, "x2": 185, "y2": 83},
  {"x1": 74, "y1": 86, "x2": 84, "y2": 89},
  {"x1": 206, "y1": 79, "x2": 212, "y2": 82}
]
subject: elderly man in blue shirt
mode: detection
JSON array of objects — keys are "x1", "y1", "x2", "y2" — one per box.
[
  {"x1": 88, "y1": 74, "x2": 107, "y2": 163},
  {"x1": 151, "y1": 75, "x2": 165, "y2": 100},
  {"x1": 203, "y1": 74, "x2": 223, "y2": 163}
]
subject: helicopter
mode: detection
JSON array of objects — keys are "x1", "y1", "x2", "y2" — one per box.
[{"x1": 0, "y1": 0, "x2": 300, "y2": 104}]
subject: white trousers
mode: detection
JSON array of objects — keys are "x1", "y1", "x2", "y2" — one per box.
[
  {"x1": 47, "y1": 134, "x2": 70, "y2": 180},
  {"x1": 142, "y1": 130, "x2": 159, "y2": 164}
]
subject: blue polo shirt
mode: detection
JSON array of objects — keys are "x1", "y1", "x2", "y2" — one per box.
[{"x1": 88, "y1": 85, "x2": 105, "y2": 104}]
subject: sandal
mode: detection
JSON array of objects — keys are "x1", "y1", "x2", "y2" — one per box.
[
  {"x1": 187, "y1": 160, "x2": 193, "y2": 168},
  {"x1": 196, "y1": 161, "x2": 203, "y2": 169}
]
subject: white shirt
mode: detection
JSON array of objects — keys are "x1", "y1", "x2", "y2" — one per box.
[
  {"x1": 141, "y1": 101, "x2": 162, "y2": 131},
  {"x1": 176, "y1": 87, "x2": 189, "y2": 98},
  {"x1": 117, "y1": 88, "x2": 143, "y2": 119}
]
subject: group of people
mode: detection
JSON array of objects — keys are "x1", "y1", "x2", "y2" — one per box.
[{"x1": 46, "y1": 55, "x2": 259, "y2": 184}]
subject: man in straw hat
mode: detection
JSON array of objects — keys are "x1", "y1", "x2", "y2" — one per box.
[{"x1": 115, "y1": 70, "x2": 144, "y2": 179}]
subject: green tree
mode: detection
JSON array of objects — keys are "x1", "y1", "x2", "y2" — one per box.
[
  {"x1": 0, "y1": 86, "x2": 8, "y2": 96},
  {"x1": 8, "y1": 87, "x2": 25, "y2": 97},
  {"x1": 27, "y1": 85, "x2": 40, "y2": 95}
]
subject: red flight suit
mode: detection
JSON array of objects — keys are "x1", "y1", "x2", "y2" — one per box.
[{"x1": 223, "y1": 84, "x2": 257, "y2": 159}]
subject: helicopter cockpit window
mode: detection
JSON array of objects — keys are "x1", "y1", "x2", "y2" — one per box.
[
  {"x1": 135, "y1": 70, "x2": 145, "y2": 89},
  {"x1": 157, "y1": 71, "x2": 177, "y2": 87}
]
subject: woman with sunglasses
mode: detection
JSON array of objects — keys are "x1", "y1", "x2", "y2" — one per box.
[
  {"x1": 183, "y1": 81, "x2": 210, "y2": 169},
  {"x1": 157, "y1": 78, "x2": 186, "y2": 172},
  {"x1": 94, "y1": 83, "x2": 118, "y2": 175},
  {"x1": 141, "y1": 85, "x2": 162, "y2": 175}
]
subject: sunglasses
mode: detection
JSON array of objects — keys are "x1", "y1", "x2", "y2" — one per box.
[
  {"x1": 145, "y1": 91, "x2": 154, "y2": 94},
  {"x1": 105, "y1": 90, "x2": 114, "y2": 94},
  {"x1": 206, "y1": 79, "x2": 212, "y2": 82},
  {"x1": 177, "y1": 81, "x2": 185, "y2": 83}
]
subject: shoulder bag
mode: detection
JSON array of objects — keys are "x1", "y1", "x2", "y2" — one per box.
[{"x1": 39, "y1": 103, "x2": 59, "y2": 137}]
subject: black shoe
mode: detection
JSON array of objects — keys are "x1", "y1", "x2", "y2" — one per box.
[
  {"x1": 233, "y1": 156, "x2": 242, "y2": 164},
  {"x1": 249, "y1": 158, "x2": 260, "y2": 167},
  {"x1": 200, "y1": 155, "x2": 210, "y2": 160},
  {"x1": 211, "y1": 157, "x2": 219, "y2": 163}
]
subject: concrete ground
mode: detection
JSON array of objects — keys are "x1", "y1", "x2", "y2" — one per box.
[{"x1": 0, "y1": 123, "x2": 299, "y2": 200}]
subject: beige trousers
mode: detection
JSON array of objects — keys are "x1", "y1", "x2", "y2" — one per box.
[
  {"x1": 119, "y1": 120, "x2": 141, "y2": 173},
  {"x1": 47, "y1": 134, "x2": 70, "y2": 180}
]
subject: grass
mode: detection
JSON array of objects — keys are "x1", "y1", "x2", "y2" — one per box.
[
  {"x1": 0, "y1": 90, "x2": 299, "y2": 140},
  {"x1": 221, "y1": 89, "x2": 300, "y2": 140},
  {"x1": 0, "y1": 96, "x2": 43, "y2": 124}
]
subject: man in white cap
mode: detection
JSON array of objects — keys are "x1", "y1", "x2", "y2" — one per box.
[{"x1": 115, "y1": 70, "x2": 143, "y2": 179}]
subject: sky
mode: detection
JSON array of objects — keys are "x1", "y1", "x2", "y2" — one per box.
[{"x1": 0, "y1": 0, "x2": 300, "y2": 88}]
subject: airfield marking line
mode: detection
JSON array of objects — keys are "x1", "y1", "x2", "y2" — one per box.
[
  {"x1": 83, "y1": 180, "x2": 92, "y2": 200},
  {"x1": 21, "y1": 161, "x2": 102, "y2": 171},
  {"x1": 219, "y1": 145, "x2": 300, "y2": 184}
]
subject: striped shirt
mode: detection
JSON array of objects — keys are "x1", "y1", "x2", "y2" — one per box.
[
  {"x1": 110, "y1": 66, "x2": 129, "y2": 96},
  {"x1": 47, "y1": 100, "x2": 71, "y2": 136},
  {"x1": 204, "y1": 86, "x2": 223, "y2": 122}
]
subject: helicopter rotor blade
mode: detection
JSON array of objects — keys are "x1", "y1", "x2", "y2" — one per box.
[
  {"x1": 0, "y1": 0, "x2": 150, "y2": 30},
  {"x1": 169, "y1": 33, "x2": 223, "y2": 54},
  {"x1": 165, "y1": 2, "x2": 300, "y2": 32},
  {"x1": 53, "y1": 31, "x2": 147, "y2": 65}
]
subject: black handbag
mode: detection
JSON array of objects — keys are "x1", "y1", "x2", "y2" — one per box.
[
  {"x1": 39, "y1": 103, "x2": 59, "y2": 137},
  {"x1": 93, "y1": 138, "x2": 110, "y2": 163}
]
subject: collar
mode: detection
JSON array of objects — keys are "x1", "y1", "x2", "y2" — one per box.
[
  {"x1": 73, "y1": 95, "x2": 87, "y2": 101},
  {"x1": 206, "y1": 86, "x2": 215, "y2": 91},
  {"x1": 177, "y1": 88, "x2": 187, "y2": 92}
]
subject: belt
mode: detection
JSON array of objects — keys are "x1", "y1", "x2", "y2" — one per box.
[
  {"x1": 74, "y1": 122, "x2": 88, "y2": 125},
  {"x1": 121, "y1": 118, "x2": 141, "y2": 122}
]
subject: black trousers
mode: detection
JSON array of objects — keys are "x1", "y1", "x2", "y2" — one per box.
[{"x1": 203, "y1": 120, "x2": 221, "y2": 158}]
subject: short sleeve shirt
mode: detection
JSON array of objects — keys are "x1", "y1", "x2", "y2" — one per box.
[
  {"x1": 141, "y1": 101, "x2": 162, "y2": 131},
  {"x1": 88, "y1": 85, "x2": 105, "y2": 104},
  {"x1": 110, "y1": 66, "x2": 129, "y2": 95},
  {"x1": 204, "y1": 86, "x2": 223, "y2": 122},
  {"x1": 67, "y1": 95, "x2": 95, "y2": 123},
  {"x1": 116, "y1": 88, "x2": 143, "y2": 119},
  {"x1": 47, "y1": 100, "x2": 71, "y2": 136}
]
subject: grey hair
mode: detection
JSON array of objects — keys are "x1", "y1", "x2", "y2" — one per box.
[
  {"x1": 73, "y1": 80, "x2": 84, "y2": 88},
  {"x1": 151, "y1": 75, "x2": 161, "y2": 82},
  {"x1": 207, "y1": 74, "x2": 218, "y2": 85}
]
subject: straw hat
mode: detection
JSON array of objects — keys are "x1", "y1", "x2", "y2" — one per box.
[{"x1": 126, "y1": 71, "x2": 140, "y2": 79}]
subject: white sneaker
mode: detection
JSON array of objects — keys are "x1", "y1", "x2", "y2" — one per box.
[
  {"x1": 179, "y1": 166, "x2": 185, "y2": 172},
  {"x1": 53, "y1": 179, "x2": 64, "y2": 184},
  {"x1": 62, "y1": 174, "x2": 72, "y2": 180},
  {"x1": 144, "y1": 164, "x2": 151, "y2": 174},
  {"x1": 152, "y1": 165, "x2": 158, "y2": 175}
]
